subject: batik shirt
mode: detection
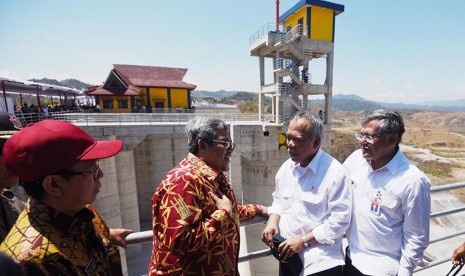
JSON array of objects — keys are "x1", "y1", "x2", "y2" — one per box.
[
  {"x1": 149, "y1": 153, "x2": 259, "y2": 276},
  {"x1": 0, "y1": 199, "x2": 122, "y2": 276}
]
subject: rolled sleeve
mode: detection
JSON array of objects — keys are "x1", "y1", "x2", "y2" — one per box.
[{"x1": 268, "y1": 190, "x2": 283, "y2": 216}]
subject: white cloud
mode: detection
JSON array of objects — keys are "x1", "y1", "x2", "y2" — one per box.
[
  {"x1": 405, "y1": 84, "x2": 418, "y2": 91},
  {"x1": 457, "y1": 84, "x2": 465, "y2": 94}
]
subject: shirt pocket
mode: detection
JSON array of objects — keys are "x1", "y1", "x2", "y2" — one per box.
[
  {"x1": 274, "y1": 189, "x2": 294, "y2": 211},
  {"x1": 301, "y1": 192, "x2": 324, "y2": 210},
  {"x1": 381, "y1": 192, "x2": 400, "y2": 218}
]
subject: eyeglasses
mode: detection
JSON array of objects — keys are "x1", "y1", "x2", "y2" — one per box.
[
  {"x1": 60, "y1": 161, "x2": 100, "y2": 179},
  {"x1": 354, "y1": 133, "x2": 381, "y2": 143},
  {"x1": 212, "y1": 140, "x2": 235, "y2": 151}
]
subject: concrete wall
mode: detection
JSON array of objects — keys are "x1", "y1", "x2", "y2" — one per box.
[
  {"x1": 80, "y1": 122, "x2": 332, "y2": 276},
  {"x1": 115, "y1": 151, "x2": 142, "y2": 259},
  {"x1": 231, "y1": 124, "x2": 289, "y2": 275},
  {"x1": 133, "y1": 132, "x2": 187, "y2": 225},
  {"x1": 93, "y1": 156, "x2": 128, "y2": 275}
]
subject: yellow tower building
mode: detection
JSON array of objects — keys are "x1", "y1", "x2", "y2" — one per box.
[{"x1": 250, "y1": 0, "x2": 344, "y2": 129}]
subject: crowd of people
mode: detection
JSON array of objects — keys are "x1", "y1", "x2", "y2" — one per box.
[
  {"x1": 13, "y1": 103, "x2": 99, "y2": 125},
  {"x1": 0, "y1": 109, "x2": 464, "y2": 275}
]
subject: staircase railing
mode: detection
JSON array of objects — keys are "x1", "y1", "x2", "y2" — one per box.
[{"x1": 249, "y1": 23, "x2": 282, "y2": 45}]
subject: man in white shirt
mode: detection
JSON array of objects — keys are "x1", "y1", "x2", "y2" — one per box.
[
  {"x1": 262, "y1": 110, "x2": 352, "y2": 276},
  {"x1": 343, "y1": 109, "x2": 430, "y2": 276}
]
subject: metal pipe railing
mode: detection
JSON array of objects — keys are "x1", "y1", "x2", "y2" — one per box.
[{"x1": 125, "y1": 181, "x2": 465, "y2": 274}]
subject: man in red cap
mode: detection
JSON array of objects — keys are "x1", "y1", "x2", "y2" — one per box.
[{"x1": 0, "y1": 119, "x2": 132, "y2": 275}]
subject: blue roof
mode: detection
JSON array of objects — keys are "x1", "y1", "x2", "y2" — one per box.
[{"x1": 279, "y1": 0, "x2": 345, "y2": 22}]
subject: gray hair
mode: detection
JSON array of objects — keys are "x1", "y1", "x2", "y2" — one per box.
[
  {"x1": 362, "y1": 109, "x2": 405, "y2": 143},
  {"x1": 186, "y1": 117, "x2": 229, "y2": 154},
  {"x1": 290, "y1": 110, "x2": 323, "y2": 138}
]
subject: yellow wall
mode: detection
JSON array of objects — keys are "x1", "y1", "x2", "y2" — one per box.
[
  {"x1": 150, "y1": 88, "x2": 168, "y2": 108},
  {"x1": 170, "y1": 88, "x2": 188, "y2": 109},
  {"x1": 100, "y1": 86, "x2": 189, "y2": 111},
  {"x1": 283, "y1": 6, "x2": 307, "y2": 32},
  {"x1": 278, "y1": 133, "x2": 288, "y2": 150},
  {"x1": 282, "y1": 5, "x2": 335, "y2": 42},
  {"x1": 100, "y1": 96, "x2": 131, "y2": 113},
  {"x1": 139, "y1": 89, "x2": 147, "y2": 106},
  {"x1": 310, "y1": 6, "x2": 334, "y2": 42}
]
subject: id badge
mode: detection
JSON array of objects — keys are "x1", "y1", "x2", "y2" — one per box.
[
  {"x1": 370, "y1": 201, "x2": 381, "y2": 215},
  {"x1": 369, "y1": 190, "x2": 382, "y2": 216}
]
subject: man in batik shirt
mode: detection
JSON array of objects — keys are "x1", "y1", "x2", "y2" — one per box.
[
  {"x1": 149, "y1": 117, "x2": 267, "y2": 276},
  {"x1": 0, "y1": 120, "x2": 132, "y2": 275}
]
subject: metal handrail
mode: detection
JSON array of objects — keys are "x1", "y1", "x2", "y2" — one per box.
[
  {"x1": 49, "y1": 112, "x2": 260, "y2": 126},
  {"x1": 125, "y1": 181, "x2": 465, "y2": 273},
  {"x1": 125, "y1": 216, "x2": 267, "y2": 246},
  {"x1": 249, "y1": 23, "x2": 282, "y2": 45},
  {"x1": 431, "y1": 182, "x2": 465, "y2": 193}
]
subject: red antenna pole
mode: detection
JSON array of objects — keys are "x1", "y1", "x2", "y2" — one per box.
[{"x1": 276, "y1": 0, "x2": 280, "y2": 31}]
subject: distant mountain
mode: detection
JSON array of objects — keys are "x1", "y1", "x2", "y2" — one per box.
[
  {"x1": 333, "y1": 94, "x2": 366, "y2": 101},
  {"x1": 28, "y1": 78, "x2": 94, "y2": 90},
  {"x1": 22, "y1": 78, "x2": 465, "y2": 112},
  {"x1": 193, "y1": 90, "x2": 465, "y2": 112},
  {"x1": 29, "y1": 78, "x2": 62, "y2": 86},
  {"x1": 378, "y1": 101, "x2": 465, "y2": 112},
  {"x1": 192, "y1": 90, "x2": 241, "y2": 99},
  {"x1": 333, "y1": 94, "x2": 465, "y2": 112},
  {"x1": 421, "y1": 99, "x2": 465, "y2": 107}
]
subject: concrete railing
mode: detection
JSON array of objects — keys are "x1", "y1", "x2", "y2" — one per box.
[{"x1": 124, "y1": 181, "x2": 465, "y2": 274}]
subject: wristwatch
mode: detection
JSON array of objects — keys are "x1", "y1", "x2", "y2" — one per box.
[
  {"x1": 302, "y1": 234, "x2": 310, "y2": 248},
  {"x1": 257, "y1": 205, "x2": 263, "y2": 215}
]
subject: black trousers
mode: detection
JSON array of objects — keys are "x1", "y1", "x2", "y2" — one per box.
[
  {"x1": 279, "y1": 263, "x2": 344, "y2": 276},
  {"x1": 344, "y1": 250, "x2": 370, "y2": 276}
]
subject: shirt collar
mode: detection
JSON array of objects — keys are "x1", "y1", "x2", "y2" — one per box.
[
  {"x1": 367, "y1": 148, "x2": 403, "y2": 175},
  {"x1": 29, "y1": 198, "x2": 94, "y2": 234},
  {"x1": 187, "y1": 152, "x2": 221, "y2": 182},
  {"x1": 383, "y1": 148, "x2": 403, "y2": 175},
  {"x1": 292, "y1": 148, "x2": 322, "y2": 177}
]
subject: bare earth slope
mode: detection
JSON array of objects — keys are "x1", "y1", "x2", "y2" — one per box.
[{"x1": 331, "y1": 110, "x2": 465, "y2": 185}]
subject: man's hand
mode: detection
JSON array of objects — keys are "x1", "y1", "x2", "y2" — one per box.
[
  {"x1": 110, "y1": 228, "x2": 134, "y2": 249},
  {"x1": 277, "y1": 235, "x2": 305, "y2": 260},
  {"x1": 210, "y1": 191, "x2": 232, "y2": 217},
  {"x1": 262, "y1": 214, "x2": 280, "y2": 247},
  {"x1": 452, "y1": 242, "x2": 465, "y2": 265}
]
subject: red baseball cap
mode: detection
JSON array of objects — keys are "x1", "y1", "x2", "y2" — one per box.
[{"x1": 3, "y1": 119, "x2": 123, "y2": 181}]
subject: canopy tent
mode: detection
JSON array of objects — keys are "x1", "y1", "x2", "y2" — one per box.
[{"x1": 0, "y1": 77, "x2": 84, "y2": 113}]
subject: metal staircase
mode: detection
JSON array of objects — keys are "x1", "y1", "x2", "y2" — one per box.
[{"x1": 250, "y1": 22, "x2": 334, "y2": 125}]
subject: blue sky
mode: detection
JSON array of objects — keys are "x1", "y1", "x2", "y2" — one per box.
[{"x1": 1, "y1": 0, "x2": 464, "y2": 104}]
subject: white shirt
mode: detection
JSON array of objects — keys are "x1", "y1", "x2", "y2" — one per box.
[
  {"x1": 344, "y1": 149, "x2": 430, "y2": 276},
  {"x1": 268, "y1": 149, "x2": 352, "y2": 275}
]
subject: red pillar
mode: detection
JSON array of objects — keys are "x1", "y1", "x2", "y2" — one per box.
[
  {"x1": 1, "y1": 81, "x2": 8, "y2": 113},
  {"x1": 275, "y1": 0, "x2": 280, "y2": 31},
  {"x1": 36, "y1": 86, "x2": 41, "y2": 109}
]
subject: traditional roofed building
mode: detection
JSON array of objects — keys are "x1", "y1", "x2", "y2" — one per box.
[{"x1": 85, "y1": 64, "x2": 196, "y2": 113}]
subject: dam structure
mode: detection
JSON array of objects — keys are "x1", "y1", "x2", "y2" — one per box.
[
  {"x1": 61, "y1": 113, "x2": 465, "y2": 276},
  {"x1": 76, "y1": 112, "x2": 295, "y2": 275}
]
